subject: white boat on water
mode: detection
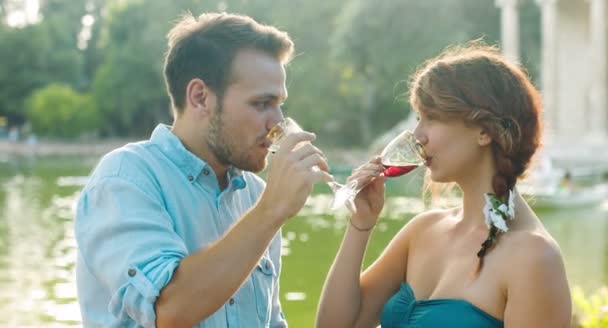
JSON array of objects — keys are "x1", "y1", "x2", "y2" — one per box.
[
  {"x1": 518, "y1": 155, "x2": 608, "y2": 209},
  {"x1": 521, "y1": 183, "x2": 608, "y2": 209}
]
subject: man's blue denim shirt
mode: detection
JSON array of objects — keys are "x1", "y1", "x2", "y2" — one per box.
[{"x1": 75, "y1": 124, "x2": 286, "y2": 327}]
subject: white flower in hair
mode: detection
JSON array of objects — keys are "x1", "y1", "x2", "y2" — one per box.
[
  {"x1": 507, "y1": 190, "x2": 515, "y2": 219},
  {"x1": 482, "y1": 191, "x2": 515, "y2": 233},
  {"x1": 483, "y1": 194, "x2": 494, "y2": 228}
]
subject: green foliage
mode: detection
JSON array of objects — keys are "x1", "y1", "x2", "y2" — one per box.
[
  {"x1": 572, "y1": 286, "x2": 608, "y2": 328},
  {"x1": 26, "y1": 84, "x2": 100, "y2": 138},
  {"x1": 91, "y1": 0, "x2": 213, "y2": 137},
  {"x1": 0, "y1": 0, "x2": 542, "y2": 144},
  {"x1": 330, "y1": 0, "x2": 502, "y2": 145},
  {"x1": 0, "y1": 25, "x2": 46, "y2": 125},
  {"x1": 0, "y1": 1, "x2": 86, "y2": 125}
]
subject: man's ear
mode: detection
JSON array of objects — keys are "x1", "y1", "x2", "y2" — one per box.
[
  {"x1": 478, "y1": 130, "x2": 492, "y2": 146},
  {"x1": 186, "y1": 78, "x2": 216, "y2": 116}
]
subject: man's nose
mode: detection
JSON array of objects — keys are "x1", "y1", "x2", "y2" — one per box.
[{"x1": 267, "y1": 109, "x2": 285, "y2": 131}]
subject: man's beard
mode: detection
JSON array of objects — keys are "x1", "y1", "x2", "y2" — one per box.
[{"x1": 206, "y1": 102, "x2": 266, "y2": 172}]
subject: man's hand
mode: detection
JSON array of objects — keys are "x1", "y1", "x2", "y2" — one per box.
[{"x1": 259, "y1": 132, "x2": 333, "y2": 221}]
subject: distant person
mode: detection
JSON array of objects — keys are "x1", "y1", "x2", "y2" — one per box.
[
  {"x1": 7, "y1": 126, "x2": 19, "y2": 143},
  {"x1": 74, "y1": 12, "x2": 332, "y2": 327},
  {"x1": 316, "y1": 43, "x2": 571, "y2": 327},
  {"x1": 559, "y1": 169, "x2": 576, "y2": 193}
]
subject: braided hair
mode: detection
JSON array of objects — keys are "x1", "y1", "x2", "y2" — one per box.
[{"x1": 409, "y1": 41, "x2": 542, "y2": 271}]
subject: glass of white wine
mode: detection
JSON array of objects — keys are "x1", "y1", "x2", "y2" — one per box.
[{"x1": 266, "y1": 117, "x2": 348, "y2": 204}]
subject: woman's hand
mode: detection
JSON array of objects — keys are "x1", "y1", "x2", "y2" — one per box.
[{"x1": 348, "y1": 157, "x2": 386, "y2": 229}]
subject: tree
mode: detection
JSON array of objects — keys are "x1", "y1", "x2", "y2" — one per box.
[
  {"x1": 26, "y1": 83, "x2": 100, "y2": 138},
  {"x1": 91, "y1": 0, "x2": 175, "y2": 137},
  {"x1": 331, "y1": 0, "x2": 501, "y2": 145},
  {"x1": 0, "y1": 0, "x2": 87, "y2": 126}
]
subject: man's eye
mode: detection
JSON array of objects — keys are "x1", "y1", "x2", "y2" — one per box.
[{"x1": 254, "y1": 101, "x2": 269, "y2": 109}]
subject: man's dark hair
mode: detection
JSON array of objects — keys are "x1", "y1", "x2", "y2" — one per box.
[{"x1": 163, "y1": 12, "x2": 294, "y2": 116}]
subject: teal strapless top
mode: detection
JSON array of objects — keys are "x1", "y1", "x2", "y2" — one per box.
[{"x1": 380, "y1": 282, "x2": 504, "y2": 328}]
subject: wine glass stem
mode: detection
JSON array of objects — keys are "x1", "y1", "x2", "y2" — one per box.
[{"x1": 327, "y1": 181, "x2": 342, "y2": 193}]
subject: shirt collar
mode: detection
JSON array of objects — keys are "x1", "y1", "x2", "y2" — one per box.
[
  {"x1": 150, "y1": 124, "x2": 247, "y2": 190},
  {"x1": 227, "y1": 166, "x2": 246, "y2": 191}
]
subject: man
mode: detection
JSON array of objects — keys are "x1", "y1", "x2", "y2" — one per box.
[{"x1": 75, "y1": 12, "x2": 332, "y2": 327}]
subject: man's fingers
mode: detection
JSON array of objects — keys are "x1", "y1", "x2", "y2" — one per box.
[
  {"x1": 299, "y1": 153, "x2": 330, "y2": 173},
  {"x1": 276, "y1": 132, "x2": 316, "y2": 154},
  {"x1": 311, "y1": 168, "x2": 334, "y2": 184},
  {"x1": 291, "y1": 142, "x2": 325, "y2": 161}
]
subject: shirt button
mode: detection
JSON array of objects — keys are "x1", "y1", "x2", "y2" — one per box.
[
  {"x1": 203, "y1": 168, "x2": 210, "y2": 176},
  {"x1": 128, "y1": 268, "x2": 136, "y2": 277},
  {"x1": 187, "y1": 175, "x2": 194, "y2": 181},
  {"x1": 229, "y1": 298, "x2": 235, "y2": 305}
]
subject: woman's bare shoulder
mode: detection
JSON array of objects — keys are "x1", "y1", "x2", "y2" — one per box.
[
  {"x1": 501, "y1": 224, "x2": 566, "y2": 283},
  {"x1": 396, "y1": 207, "x2": 459, "y2": 240},
  {"x1": 409, "y1": 207, "x2": 458, "y2": 226},
  {"x1": 504, "y1": 207, "x2": 561, "y2": 260},
  {"x1": 500, "y1": 221, "x2": 571, "y2": 324}
]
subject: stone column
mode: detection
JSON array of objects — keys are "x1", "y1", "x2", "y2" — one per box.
[
  {"x1": 536, "y1": 0, "x2": 559, "y2": 136},
  {"x1": 588, "y1": 0, "x2": 607, "y2": 140},
  {"x1": 496, "y1": 0, "x2": 521, "y2": 63}
]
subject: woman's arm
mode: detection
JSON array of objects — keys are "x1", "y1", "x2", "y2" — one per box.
[
  {"x1": 316, "y1": 219, "x2": 418, "y2": 328},
  {"x1": 316, "y1": 157, "x2": 439, "y2": 327},
  {"x1": 503, "y1": 234, "x2": 571, "y2": 327},
  {"x1": 316, "y1": 159, "x2": 392, "y2": 328}
]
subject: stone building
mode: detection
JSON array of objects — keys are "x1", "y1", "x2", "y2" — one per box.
[{"x1": 496, "y1": 0, "x2": 608, "y2": 165}]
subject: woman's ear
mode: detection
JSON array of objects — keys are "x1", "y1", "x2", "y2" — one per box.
[{"x1": 478, "y1": 130, "x2": 492, "y2": 146}]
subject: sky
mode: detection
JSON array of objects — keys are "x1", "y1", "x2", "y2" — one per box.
[{"x1": 5, "y1": 0, "x2": 40, "y2": 27}]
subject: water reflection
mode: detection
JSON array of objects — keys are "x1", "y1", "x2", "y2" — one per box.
[
  {"x1": 536, "y1": 204, "x2": 608, "y2": 292},
  {"x1": 0, "y1": 172, "x2": 82, "y2": 327}
]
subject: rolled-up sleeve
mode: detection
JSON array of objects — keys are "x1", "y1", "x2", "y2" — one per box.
[{"x1": 75, "y1": 176, "x2": 187, "y2": 327}]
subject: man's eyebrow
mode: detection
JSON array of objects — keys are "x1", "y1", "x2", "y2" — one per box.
[{"x1": 252, "y1": 93, "x2": 286, "y2": 102}]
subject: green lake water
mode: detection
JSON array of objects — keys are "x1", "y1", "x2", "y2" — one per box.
[{"x1": 0, "y1": 156, "x2": 605, "y2": 327}]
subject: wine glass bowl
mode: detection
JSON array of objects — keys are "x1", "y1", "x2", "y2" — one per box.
[
  {"x1": 330, "y1": 129, "x2": 426, "y2": 211},
  {"x1": 380, "y1": 130, "x2": 426, "y2": 177},
  {"x1": 266, "y1": 117, "x2": 346, "y2": 205},
  {"x1": 267, "y1": 117, "x2": 302, "y2": 153}
]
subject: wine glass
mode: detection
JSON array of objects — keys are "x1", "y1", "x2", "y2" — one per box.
[
  {"x1": 329, "y1": 129, "x2": 426, "y2": 211},
  {"x1": 266, "y1": 117, "x2": 345, "y2": 196}
]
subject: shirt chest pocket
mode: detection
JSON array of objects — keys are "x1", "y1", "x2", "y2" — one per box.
[{"x1": 252, "y1": 255, "x2": 277, "y2": 325}]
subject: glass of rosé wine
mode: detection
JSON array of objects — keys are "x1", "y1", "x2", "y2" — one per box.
[{"x1": 329, "y1": 129, "x2": 426, "y2": 212}]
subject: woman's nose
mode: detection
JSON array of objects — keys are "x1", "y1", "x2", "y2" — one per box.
[{"x1": 413, "y1": 125, "x2": 427, "y2": 145}]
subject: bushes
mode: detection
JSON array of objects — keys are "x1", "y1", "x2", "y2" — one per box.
[
  {"x1": 26, "y1": 84, "x2": 101, "y2": 139},
  {"x1": 572, "y1": 286, "x2": 608, "y2": 327}
]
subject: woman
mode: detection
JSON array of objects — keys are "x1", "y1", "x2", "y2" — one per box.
[{"x1": 316, "y1": 43, "x2": 571, "y2": 327}]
